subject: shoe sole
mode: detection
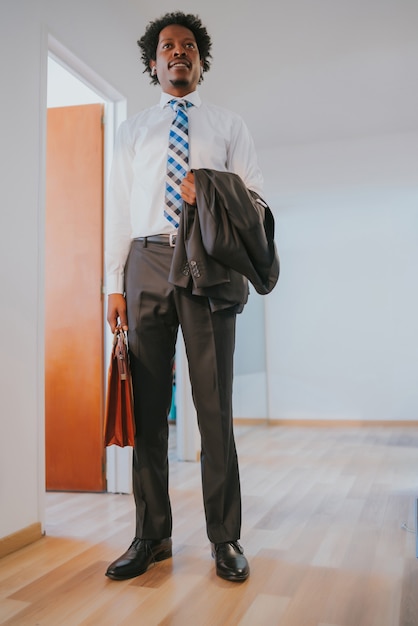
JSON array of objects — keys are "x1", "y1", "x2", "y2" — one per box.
[{"x1": 105, "y1": 547, "x2": 172, "y2": 581}]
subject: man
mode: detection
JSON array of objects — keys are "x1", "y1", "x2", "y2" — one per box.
[{"x1": 105, "y1": 11, "x2": 264, "y2": 583}]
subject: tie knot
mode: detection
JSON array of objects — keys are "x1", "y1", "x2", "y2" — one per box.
[{"x1": 169, "y1": 99, "x2": 191, "y2": 112}]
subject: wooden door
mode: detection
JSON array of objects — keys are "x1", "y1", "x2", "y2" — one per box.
[{"x1": 45, "y1": 104, "x2": 105, "y2": 492}]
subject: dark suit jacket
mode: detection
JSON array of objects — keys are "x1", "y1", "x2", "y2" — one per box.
[{"x1": 168, "y1": 169, "x2": 280, "y2": 312}]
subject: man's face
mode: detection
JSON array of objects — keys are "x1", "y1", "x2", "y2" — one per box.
[{"x1": 150, "y1": 24, "x2": 203, "y2": 96}]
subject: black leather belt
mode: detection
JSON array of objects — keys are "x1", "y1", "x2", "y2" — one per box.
[{"x1": 135, "y1": 234, "x2": 177, "y2": 247}]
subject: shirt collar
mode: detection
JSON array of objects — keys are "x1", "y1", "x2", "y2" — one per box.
[{"x1": 159, "y1": 90, "x2": 201, "y2": 109}]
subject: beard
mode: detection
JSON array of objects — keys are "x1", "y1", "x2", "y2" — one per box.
[{"x1": 170, "y1": 78, "x2": 189, "y2": 87}]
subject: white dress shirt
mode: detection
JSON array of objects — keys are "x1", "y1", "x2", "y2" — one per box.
[{"x1": 105, "y1": 90, "x2": 264, "y2": 294}]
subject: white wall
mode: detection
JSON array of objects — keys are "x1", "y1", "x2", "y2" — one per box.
[
  {"x1": 0, "y1": 0, "x2": 147, "y2": 541},
  {"x1": 47, "y1": 57, "x2": 105, "y2": 107},
  {"x1": 261, "y1": 132, "x2": 418, "y2": 421},
  {"x1": 227, "y1": 0, "x2": 418, "y2": 422}
]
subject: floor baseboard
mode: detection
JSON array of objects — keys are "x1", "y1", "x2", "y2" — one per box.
[
  {"x1": 0, "y1": 522, "x2": 43, "y2": 559},
  {"x1": 233, "y1": 418, "x2": 418, "y2": 427}
]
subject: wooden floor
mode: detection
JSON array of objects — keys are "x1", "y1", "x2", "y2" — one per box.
[{"x1": 1, "y1": 424, "x2": 418, "y2": 625}]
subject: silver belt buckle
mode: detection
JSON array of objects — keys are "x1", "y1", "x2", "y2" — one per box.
[{"x1": 169, "y1": 233, "x2": 177, "y2": 247}]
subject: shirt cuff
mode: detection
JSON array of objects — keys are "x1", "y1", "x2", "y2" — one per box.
[{"x1": 106, "y1": 273, "x2": 125, "y2": 295}]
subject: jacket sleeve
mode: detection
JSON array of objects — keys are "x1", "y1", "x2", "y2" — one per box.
[{"x1": 194, "y1": 169, "x2": 280, "y2": 295}]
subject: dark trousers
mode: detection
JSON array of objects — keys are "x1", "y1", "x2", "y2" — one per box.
[{"x1": 124, "y1": 239, "x2": 242, "y2": 544}]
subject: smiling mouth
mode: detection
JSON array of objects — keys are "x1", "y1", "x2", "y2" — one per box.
[{"x1": 169, "y1": 61, "x2": 190, "y2": 69}]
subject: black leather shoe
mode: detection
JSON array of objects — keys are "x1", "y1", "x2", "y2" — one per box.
[
  {"x1": 105, "y1": 538, "x2": 172, "y2": 580},
  {"x1": 211, "y1": 541, "x2": 249, "y2": 582}
]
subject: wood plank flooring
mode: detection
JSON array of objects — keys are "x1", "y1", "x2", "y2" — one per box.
[{"x1": 1, "y1": 424, "x2": 418, "y2": 625}]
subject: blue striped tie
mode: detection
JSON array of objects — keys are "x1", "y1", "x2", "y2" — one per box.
[{"x1": 164, "y1": 99, "x2": 192, "y2": 228}]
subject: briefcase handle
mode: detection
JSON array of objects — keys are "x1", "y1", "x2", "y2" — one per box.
[{"x1": 114, "y1": 329, "x2": 129, "y2": 381}]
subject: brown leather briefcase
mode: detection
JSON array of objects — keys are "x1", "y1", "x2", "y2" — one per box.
[{"x1": 104, "y1": 330, "x2": 135, "y2": 447}]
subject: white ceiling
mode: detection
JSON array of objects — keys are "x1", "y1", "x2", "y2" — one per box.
[{"x1": 140, "y1": 0, "x2": 418, "y2": 151}]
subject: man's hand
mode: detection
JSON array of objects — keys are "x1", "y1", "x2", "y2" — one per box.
[
  {"x1": 180, "y1": 171, "x2": 196, "y2": 205},
  {"x1": 107, "y1": 293, "x2": 128, "y2": 333}
]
